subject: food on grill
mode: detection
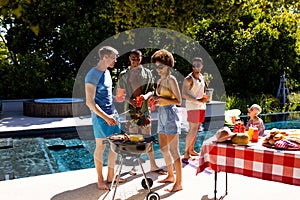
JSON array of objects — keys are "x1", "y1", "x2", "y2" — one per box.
[
  {"x1": 107, "y1": 134, "x2": 156, "y2": 155},
  {"x1": 109, "y1": 134, "x2": 127, "y2": 141},
  {"x1": 129, "y1": 135, "x2": 145, "y2": 142}
]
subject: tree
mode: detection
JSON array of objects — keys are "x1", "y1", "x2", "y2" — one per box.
[
  {"x1": 0, "y1": 0, "x2": 299, "y2": 99},
  {"x1": 0, "y1": 0, "x2": 116, "y2": 98},
  {"x1": 188, "y1": 0, "x2": 300, "y2": 97}
]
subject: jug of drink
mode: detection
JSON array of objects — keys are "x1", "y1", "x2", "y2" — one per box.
[
  {"x1": 252, "y1": 126, "x2": 259, "y2": 142},
  {"x1": 136, "y1": 96, "x2": 143, "y2": 108},
  {"x1": 248, "y1": 125, "x2": 254, "y2": 141},
  {"x1": 116, "y1": 88, "x2": 125, "y2": 102},
  {"x1": 148, "y1": 97, "x2": 157, "y2": 111}
]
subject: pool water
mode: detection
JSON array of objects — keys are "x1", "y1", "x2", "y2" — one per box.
[
  {"x1": 48, "y1": 129, "x2": 218, "y2": 172},
  {"x1": 49, "y1": 147, "x2": 94, "y2": 172},
  {"x1": 49, "y1": 120, "x2": 300, "y2": 174},
  {"x1": 1, "y1": 120, "x2": 299, "y2": 181},
  {"x1": 265, "y1": 120, "x2": 300, "y2": 129}
]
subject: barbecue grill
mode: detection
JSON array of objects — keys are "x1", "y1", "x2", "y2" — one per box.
[{"x1": 102, "y1": 133, "x2": 160, "y2": 200}]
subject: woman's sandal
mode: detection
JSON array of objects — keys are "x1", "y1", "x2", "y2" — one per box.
[
  {"x1": 107, "y1": 176, "x2": 126, "y2": 184},
  {"x1": 152, "y1": 168, "x2": 167, "y2": 175}
]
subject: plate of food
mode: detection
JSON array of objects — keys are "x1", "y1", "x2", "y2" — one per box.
[{"x1": 262, "y1": 128, "x2": 300, "y2": 150}]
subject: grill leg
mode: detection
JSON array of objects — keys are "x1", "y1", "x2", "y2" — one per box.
[
  {"x1": 101, "y1": 154, "x2": 124, "y2": 200},
  {"x1": 111, "y1": 155, "x2": 125, "y2": 200},
  {"x1": 137, "y1": 157, "x2": 151, "y2": 192}
]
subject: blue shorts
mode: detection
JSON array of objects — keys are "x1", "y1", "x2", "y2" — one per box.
[
  {"x1": 157, "y1": 105, "x2": 181, "y2": 136},
  {"x1": 91, "y1": 111, "x2": 121, "y2": 138}
]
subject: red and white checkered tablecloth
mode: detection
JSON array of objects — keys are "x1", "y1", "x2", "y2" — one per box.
[{"x1": 196, "y1": 140, "x2": 300, "y2": 186}]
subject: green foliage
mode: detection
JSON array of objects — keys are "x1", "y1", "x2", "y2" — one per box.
[
  {"x1": 188, "y1": 0, "x2": 300, "y2": 97},
  {"x1": 284, "y1": 92, "x2": 300, "y2": 111},
  {"x1": 0, "y1": 54, "x2": 47, "y2": 98},
  {"x1": 203, "y1": 72, "x2": 213, "y2": 87},
  {"x1": 225, "y1": 95, "x2": 243, "y2": 111},
  {"x1": 0, "y1": 0, "x2": 299, "y2": 101},
  {"x1": 226, "y1": 92, "x2": 299, "y2": 115},
  {"x1": 112, "y1": 0, "x2": 202, "y2": 33},
  {"x1": 0, "y1": 0, "x2": 116, "y2": 99}
]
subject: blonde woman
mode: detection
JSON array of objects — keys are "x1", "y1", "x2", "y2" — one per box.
[{"x1": 150, "y1": 49, "x2": 183, "y2": 192}]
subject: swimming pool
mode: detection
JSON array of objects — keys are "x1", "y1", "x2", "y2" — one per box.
[
  {"x1": 48, "y1": 128, "x2": 218, "y2": 171},
  {"x1": 1, "y1": 120, "x2": 299, "y2": 181},
  {"x1": 48, "y1": 120, "x2": 300, "y2": 173}
]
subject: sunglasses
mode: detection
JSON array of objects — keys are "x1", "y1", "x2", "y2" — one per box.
[
  {"x1": 130, "y1": 57, "x2": 141, "y2": 61},
  {"x1": 156, "y1": 64, "x2": 166, "y2": 70},
  {"x1": 193, "y1": 64, "x2": 203, "y2": 68}
]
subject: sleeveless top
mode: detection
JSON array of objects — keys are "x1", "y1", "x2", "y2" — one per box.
[
  {"x1": 156, "y1": 78, "x2": 176, "y2": 107},
  {"x1": 185, "y1": 73, "x2": 206, "y2": 111}
]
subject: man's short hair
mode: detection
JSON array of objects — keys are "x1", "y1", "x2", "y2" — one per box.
[
  {"x1": 98, "y1": 46, "x2": 118, "y2": 60},
  {"x1": 192, "y1": 57, "x2": 203, "y2": 64},
  {"x1": 130, "y1": 49, "x2": 142, "y2": 57}
]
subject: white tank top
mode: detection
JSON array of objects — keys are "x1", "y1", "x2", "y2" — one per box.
[{"x1": 185, "y1": 73, "x2": 206, "y2": 111}]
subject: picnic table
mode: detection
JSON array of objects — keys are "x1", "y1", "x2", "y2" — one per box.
[{"x1": 196, "y1": 130, "x2": 300, "y2": 199}]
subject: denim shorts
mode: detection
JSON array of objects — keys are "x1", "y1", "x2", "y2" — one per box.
[
  {"x1": 157, "y1": 105, "x2": 181, "y2": 136},
  {"x1": 91, "y1": 111, "x2": 121, "y2": 138}
]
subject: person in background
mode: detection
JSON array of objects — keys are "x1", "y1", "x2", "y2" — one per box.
[
  {"x1": 182, "y1": 57, "x2": 208, "y2": 162},
  {"x1": 85, "y1": 46, "x2": 125, "y2": 190},
  {"x1": 150, "y1": 49, "x2": 183, "y2": 192},
  {"x1": 245, "y1": 104, "x2": 265, "y2": 136},
  {"x1": 116, "y1": 49, "x2": 166, "y2": 175}
]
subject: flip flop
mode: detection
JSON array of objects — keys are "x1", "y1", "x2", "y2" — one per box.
[
  {"x1": 152, "y1": 169, "x2": 167, "y2": 175},
  {"x1": 107, "y1": 176, "x2": 126, "y2": 184},
  {"x1": 129, "y1": 168, "x2": 137, "y2": 176},
  {"x1": 182, "y1": 158, "x2": 189, "y2": 164}
]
